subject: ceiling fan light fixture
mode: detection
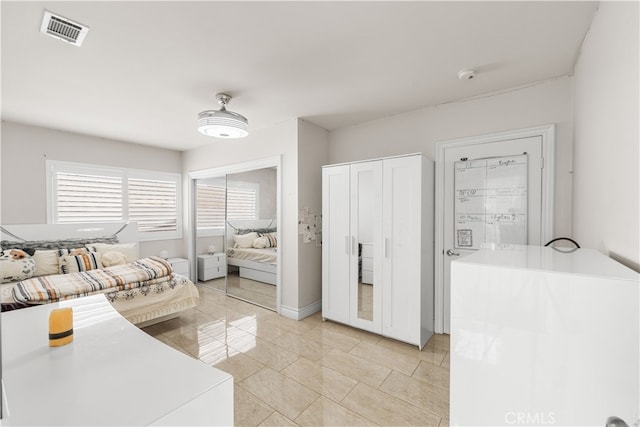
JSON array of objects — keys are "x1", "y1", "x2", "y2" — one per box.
[{"x1": 197, "y1": 93, "x2": 249, "y2": 139}]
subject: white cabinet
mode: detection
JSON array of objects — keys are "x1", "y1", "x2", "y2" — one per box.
[
  {"x1": 167, "y1": 257, "x2": 189, "y2": 276},
  {"x1": 198, "y1": 253, "x2": 226, "y2": 281},
  {"x1": 1, "y1": 294, "x2": 233, "y2": 426},
  {"x1": 450, "y1": 245, "x2": 639, "y2": 426},
  {"x1": 322, "y1": 154, "x2": 434, "y2": 348}
]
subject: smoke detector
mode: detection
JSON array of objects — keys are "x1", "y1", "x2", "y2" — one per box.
[
  {"x1": 457, "y1": 69, "x2": 477, "y2": 80},
  {"x1": 40, "y1": 11, "x2": 90, "y2": 47}
]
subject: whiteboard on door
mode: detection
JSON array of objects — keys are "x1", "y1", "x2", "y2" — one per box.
[{"x1": 454, "y1": 154, "x2": 528, "y2": 249}]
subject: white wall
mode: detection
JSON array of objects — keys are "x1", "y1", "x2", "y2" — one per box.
[
  {"x1": 0, "y1": 121, "x2": 184, "y2": 258},
  {"x1": 183, "y1": 119, "x2": 300, "y2": 310},
  {"x1": 572, "y1": 2, "x2": 639, "y2": 270},
  {"x1": 297, "y1": 119, "x2": 329, "y2": 310},
  {"x1": 329, "y1": 77, "x2": 574, "y2": 237}
]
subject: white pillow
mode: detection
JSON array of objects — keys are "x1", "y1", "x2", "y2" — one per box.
[
  {"x1": 101, "y1": 250, "x2": 128, "y2": 267},
  {"x1": 32, "y1": 249, "x2": 60, "y2": 277},
  {"x1": 233, "y1": 232, "x2": 258, "y2": 249},
  {"x1": 252, "y1": 236, "x2": 268, "y2": 249},
  {"x1": 88, "y1": 243, "x2": 139, "y2": 263}
]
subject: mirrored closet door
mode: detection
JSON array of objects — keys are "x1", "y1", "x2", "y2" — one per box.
[
  {"x1": 194, "y1": 176, "x2": 227, "y2": 293},
  {"x1": 225, "y1": 167, "x2": 277, "y2": 310},
  {"x1": 192, "y1": 163, "x2": 279, "y2": 312}
]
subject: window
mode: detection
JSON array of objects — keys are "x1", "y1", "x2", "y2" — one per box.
[
  {"x1": 196, "y1": 180, "x2": 259, "y2": 235},
  {"x1": 47, "y1": 161, "x2": 182, "y2": 240}
]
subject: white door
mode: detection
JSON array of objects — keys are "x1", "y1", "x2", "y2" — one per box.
[
  {"x1": 382, "y1": 155, "x2": 422, "y2": 344},
  {"x1": 322, "y1": 164, "x2": 351, "y2": 323},
  {"x1": 442, "y1": 135, "x2": 549, "y2": 333},
  {"x1": 349, "y1": 160, "x2": 383, "y2": 333}
]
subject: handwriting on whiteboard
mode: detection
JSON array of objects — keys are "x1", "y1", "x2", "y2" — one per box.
[{"x1": 454, "y1": 154, "x2": 528, "y2": 250}]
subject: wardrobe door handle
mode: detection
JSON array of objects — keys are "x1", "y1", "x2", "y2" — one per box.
[
  {"x1": 345, "y1": 236, "x2": 350, "y2": 255},
  {"x1": 352, "y1": 236, "x2": 356, "y2": 256}
]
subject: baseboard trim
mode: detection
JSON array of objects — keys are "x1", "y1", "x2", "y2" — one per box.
[{"x1": 279, "y1": 300, "x2": 321, "y2": 320}]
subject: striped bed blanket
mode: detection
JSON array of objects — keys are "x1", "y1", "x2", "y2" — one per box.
[{"x1": 12, "y1": 256, "x2": 174, "y2": 304}]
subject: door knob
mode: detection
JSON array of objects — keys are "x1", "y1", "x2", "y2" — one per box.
[{"x1": 446, "y1": 249, "x2": 460, "y2": 256}]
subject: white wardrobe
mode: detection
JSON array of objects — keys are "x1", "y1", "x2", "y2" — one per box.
[{"x1": 322, "y1": 153, "x2": 434, "y2": 349}]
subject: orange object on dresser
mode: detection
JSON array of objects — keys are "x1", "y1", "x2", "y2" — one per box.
[{"x1": 49, "y1": 307, "x2": 73, "y2": 347}]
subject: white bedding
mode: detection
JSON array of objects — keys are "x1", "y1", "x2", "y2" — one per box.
[{"x1": 227, "y1": 247, "x2": 277, "y2": 265}]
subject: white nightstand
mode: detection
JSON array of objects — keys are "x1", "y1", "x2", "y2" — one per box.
[
  {"x1": 197, "y1": 253, "x2": 227, "y2": 281},
  {"x1": 167, "y1": 257, "x2": 189, "y2": 276}
]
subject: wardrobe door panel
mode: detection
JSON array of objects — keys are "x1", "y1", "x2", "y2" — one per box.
[
  {"x1": 322, "y1": 165, "x2": 351, "y2": 323},
  {"x1": 382, "y1": 156, "x2": 422, "y2": 344},
  {"x1": 349, "y1": 161, "x2": 383, "y2": 333}
]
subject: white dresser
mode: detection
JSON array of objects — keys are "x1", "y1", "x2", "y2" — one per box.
[
  {"x1": 0, "y1": 294, "x2": 234, "y2": 426},
  {"x1": 450, "y1": 245, "x2": 639, "y2": 426},
  {"x1": 197, "y1": 253, "x2": 226, "y2": 281}
]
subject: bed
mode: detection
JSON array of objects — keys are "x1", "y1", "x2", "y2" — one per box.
[
  {"x1": 0, "y1": 222, "x2": 199, "y2": 327},
  {"x1": 226, "y1": 220, "x2": 278, "y2": 286}
]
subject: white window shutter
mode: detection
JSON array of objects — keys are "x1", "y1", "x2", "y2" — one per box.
[
  {"x1": 55, "y1": 172, "x2": 123, "y2": 223},
  {"x1": 128, "y1": 178, "x2": 178, "y2": 233},
  {"x1": 196, "y1": 183, "x2": 226, "y2": 229}
]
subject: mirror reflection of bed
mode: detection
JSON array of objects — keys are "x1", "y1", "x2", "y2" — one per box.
[
  {"x1": 194, "y1": 165, "x2": 278, "y2": 312},
  {"x1": 225, "y1": 168, "x2": 277, "y2": 311}
]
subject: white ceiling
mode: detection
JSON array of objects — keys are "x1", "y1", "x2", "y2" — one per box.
[{"x1": 1, "y1": 1, "x2": 597, "y2": 151}]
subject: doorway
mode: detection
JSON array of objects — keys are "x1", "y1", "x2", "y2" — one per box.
[
  {"x1": 435, "y1": 125, "x2": 555, "y2": 333},
  {"x1": 189, "y1": 156, "x2": 281, "y2": 312}
]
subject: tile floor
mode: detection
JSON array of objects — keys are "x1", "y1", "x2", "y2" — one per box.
[
  {"x1": 199, "y1": 272, "x2": 277, "y2": 311},
  {"x1": 141, "y1": 285, "x2": 450, "y2": 426}
]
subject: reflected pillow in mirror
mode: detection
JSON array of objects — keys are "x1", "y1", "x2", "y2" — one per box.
[{"x1": 233, "y1": 232, "x2": 258, "y2": 248}]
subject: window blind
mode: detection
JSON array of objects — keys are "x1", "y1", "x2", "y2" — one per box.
[
  {"x1": 48, "y1": 161, "x2": 182, "y2": 241},
  {"x1": 128, "y1": 178, "x2": 178, "y2": 233},
  {"x1": 196, "y1": 183, "x2": 226, "y2": 229},
  {"x1": 227, "y1": 186, "x2": 258, "y2": 220},
  {"x1": 55, "y1": 172, "x2": 123, "y2": 223}
]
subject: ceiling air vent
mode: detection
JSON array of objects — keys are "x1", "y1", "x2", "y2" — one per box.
[{"x1": 40, "y1": 11, "x2": 89, "y2": 47}]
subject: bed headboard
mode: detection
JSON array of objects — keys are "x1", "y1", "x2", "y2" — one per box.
[
  {"x1": 0, "y1": 222, "x2": 138, "y2": 244},
  {"x1": 226, "y1": 219, "x2": 276, "y2": 248}
]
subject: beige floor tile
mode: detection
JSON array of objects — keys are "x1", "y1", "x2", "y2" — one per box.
[
  {"x1": 263, "y1": 316, "x2": 316, "y2": 336},
  {"x1": 412, "y1": 360, "x2": 450, "y2": 392},
  {"x1": 241, "y1": 367, "x2": 320, "y2": 420},
  {"x1": 299, "y1": 312, "x2": 324, "y2": 327},
  {"x1": 232, "y1": 337, "x2": 299, "y2": 372},
  {"x1": 441, "y1": 352, "x2": 450, "y2": 369},
  {"x1": 282, "y1": 358, "x2": 358, "y2": 402},
  {"x1": 341, "y1": 383, "x2": 441, "y2": 427},
  {"x1": 379, "y1": 371, "x2": 449, "y2": 419},
  {"x1": 235, "y1": 384, "x2": 275, "y2": 427},
  {"x1": 295, "y1": 397, "x2": 374, "y2": 426},
  {"x1": 320, "y1": 348, "x2": 391, "y2": 388},
  {"x1": 271, "y1": 331, "x2": 332, "y2": 361},
  {"x1": 212, "y1": 352, "x2": 265, "y2": 382},
  {"x1": 321, "y1": 320, "x2": 382, "y2": 344},
  {"x1": 301, "y1": 325, "x2": 361, "y2": 353},
  {"x1": 231, "y1": 316, "x2": 287, "y2": 342},
  {"x1": 139, "y1": 287, "x2": 452, "y2": 427},
  {"x1": 258, "y1": 411, "x2": 299, "y2": 427},
  {"x1": 426, "y1": 333, "x2": 451, "y2": 352},
  {"x1": 195, "y1": 338, "x2": 241, "y2": 365},
  {"x1": 349, "y1": 340, "x2": 420, "y2": 376},
  {"x1": 376, "y1": 336, "x2": 448, "y2": 366}
]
